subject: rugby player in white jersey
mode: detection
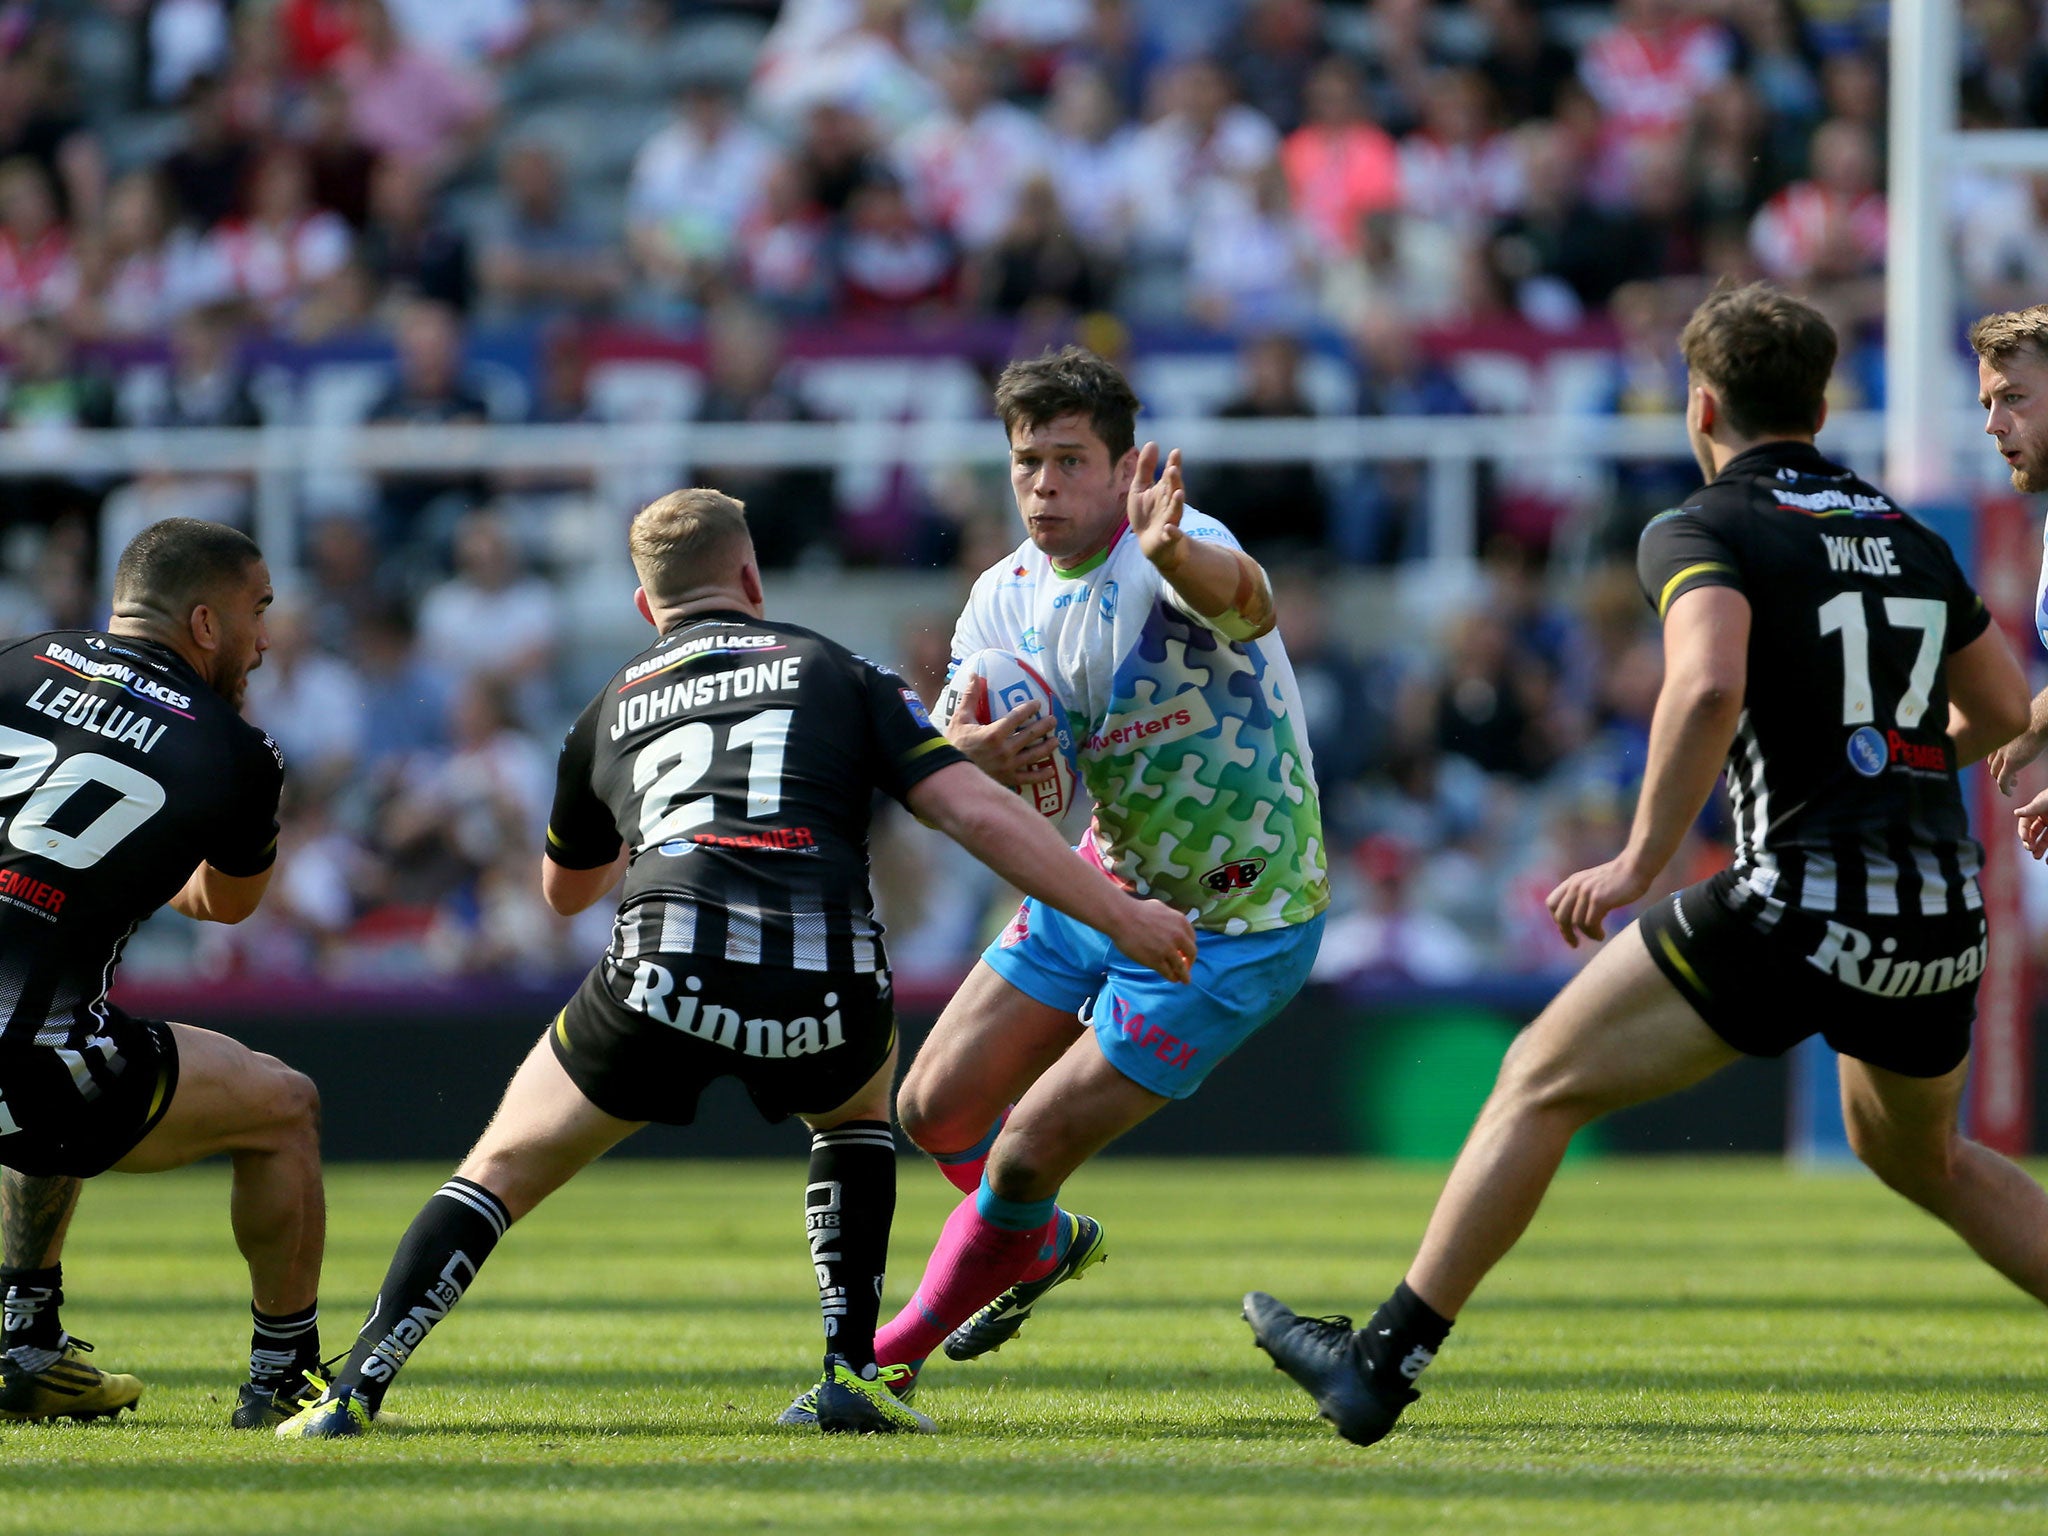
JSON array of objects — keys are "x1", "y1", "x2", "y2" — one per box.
[
  {"x1": 782, "y1": 346, "x2": 1328, "y2": 1417},
  {"x1": 1971, "y1": 305, "x2": 2048, "y2": 856}
]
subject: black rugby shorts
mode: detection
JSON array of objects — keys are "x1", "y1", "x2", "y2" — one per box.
[
  {"x1": 550, "y1": 954, "x2": 895, "y2": 1125},
  {"x1": 1638, "y1": 868, "x2": 1981, "y2": 1079},
  {"x1": 0, "y1": 1010, "x2": 181, "y2": 1177}
]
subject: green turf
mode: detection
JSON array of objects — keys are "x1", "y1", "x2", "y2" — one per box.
[{"x1": 6, "y1": 1158, "x2": 2048, "y2": 1535}]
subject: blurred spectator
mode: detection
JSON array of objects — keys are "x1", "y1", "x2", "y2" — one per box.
[
  {"x1": 1398, "y1": 69, "x2": 1522, "y2": 235},
  {"x1": 363, "y1": 298, "x2": 491, "y2": 550},
  {"x1": 1473, "y1": 0, "x2": 1578, "y2": 125},
  {"x1": 245, "y1": 608, "x2": 367, "y2": 795},
  {"x1": 1192, "y1": 333, "x2": 1328, "y2": 558},
  {"x1": 128, "y1": 301, "x2": 262, "y2": 429},
  {"x1": 0, "y1": 314, "x2": 116, "y2": 539},
  {"x1": 305, "y1": 517, "x2": 391, "y2": 651},
  {"x1": 335, "y1": 0, "x2": 497, "y2": 178},
  {"x1": 752, "y1": 0, "x2": 944, "y2": 137},
  {"x1": 973, "y1": 174, "x2": 1115, "y2": 317},
  {"x1": 1748, "y1": 117, "x2": 1885, "y2": 290},
  {"x1": 734, "y1": 158, "x2": 835, "y2": 315},
  {"x1": 1579, "y1": 0, "x2": 1732, "y2": 154},
  {"x1": 1961, "y1": 0, "x2": 2048, "y2": 128},
  {"x1": 1489, "y1": 123, "x2": 1630, "y2": 328},
  {"x1": 1229, "y1": 0, "x2": 1326, "y2": 136},
  {"x1": 1270, "y1": 565, "x2": 1388, "y2": 802},
  {"x1": 415, "y1": 509, "x2": 561, "y2": 707},
  {"x1": 300, "y1": 76, "x2": 379, "y2": 229},
  {"x1": 353, "y1": 597, "x2": 452, "y2": 770},
  {"x1": 1042, "y1": 62, "x2": 1136, "y2": 257},
  {"x1": 1425, "y1": 608, "x2": 1558, "y2": 781},
  {"x1": 626, "y1": 72, "x2": 778, "y2": 311},
  {"x1": 1063, "y1": 0, "x2": 1163, "y2": 120},
  {"x1": 357, "y1": 156, "x2": 473, "y2": 313},
  {"x1": 204, "y1": 144, "x2": 355, "y2": 329},
  {"x1": 0, "y1": 52, "x2": 105, "y2": 226},
  {"x1": 1124, "y1": 57, "x2": 1279, "y2": 265},
  {"x1": 1190, "y1": 164, "x2": 1323, "y2": 325},
  {"x1": 1311, "y1": 834, "x2": 1479, "y2": 984},
  {"x1": 279, "y1": 0, "x2": 362, "y2": 77},
  {"x1": 1687, "y1": 79, "x2": 1777, "y2": 233},
  {"x1": 384, "y1": 0, "x2": 530, "y2": 67},
  {"x1": 1960, "y1": 173, "x2": 2048, "y2": 313},
  {"x1": 477, "y1": 140, "x2": 625, "y2": 322},
  {"x1": 1281, "y1": 57, "x2": 1400, "y2": 258},
  {"x1": 1724, "y1": 0, "x2": 1821, "y2": 131},
  {"x1": 76, "y1": 169, "x2": 229, "y2": 339},
  {"x1": 1358, "y1": 0, "x2": 1443, "y2": 139},
  {"x1": 1347, "y1": 309, "x2": 1472, "y2": 561},
  {"x1": 895, "y1": 45, "x2": 1049, "y2": 252},
  {"x1": 792, "y1": 99, "x2": 886, "y2": 219},
  {"x1": 691, "y1": 302, "x2": 836, "y2": 567},
  {"x1": 834, "y1": 173, "x2": 958, "y2": 315},
  {"x1": 223, "y1": 3, "x2": 295, "y2": 140},
  {"x1": 159, "y1": 72, "x2": 255, "y2": 230},
  {"x1": 1319, "y1": 209, "x2": 1465, "y2": 329},
  {"x1": 150, "y1": 0, "x2": 235, "y2": 106},
  {"x1": 0, "y1": 158, "x2": 78, "y2": 328}
]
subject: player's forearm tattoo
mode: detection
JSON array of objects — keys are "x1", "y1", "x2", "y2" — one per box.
[{"x1": 2, "y1": 1173, "x2": 80, "y2": 1268}]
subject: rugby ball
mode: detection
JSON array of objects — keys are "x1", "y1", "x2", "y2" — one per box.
[{"x1": 934, "y1": 649, "x2": 1080, "y2": 821}]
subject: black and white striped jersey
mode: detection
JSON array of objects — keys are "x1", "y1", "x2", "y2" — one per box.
[
  {"x1": 1638, "y1": 441, "x2": 1992, "y2": 928},
  {"x1": 545, "y1": 610, "x2": 966, "y2": 976},
  {"x1": 0, "y1": 631, "x2": 283, "y2": 1051}
]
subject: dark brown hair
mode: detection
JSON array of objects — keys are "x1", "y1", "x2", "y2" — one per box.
[
  {"x1": 993, "y1": 346, "x2": 1141, "y2": 462},
  {"x1": 1677, "y1": 281, "x2": 1837, "y2": 438}
]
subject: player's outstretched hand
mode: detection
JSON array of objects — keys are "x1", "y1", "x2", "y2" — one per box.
[
  {"x1": 945, "y1": 674, "x2": 1058, "y2": 787},
  {"x1": 1128, "y1": 442, "x2": 1188, "y2": 571},
  {"x1": 1546, "y1": 856, "x2": 1653, "y2": 948},
  {"x1": 1111, "y1": 898, "x2": 1198, "y2": 984},
  {"x1": 2016, "y1": 787, "x2": 2048, "y2": 859},
  {"x1": 1990, "y1": 726, "x2": 2048, "y2": 795}
]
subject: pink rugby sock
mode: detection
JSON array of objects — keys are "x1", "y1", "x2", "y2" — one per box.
[
  {"x1": 930, "y1": 1111, "x2": 1009, "y2": 1194},
  {"x1": 874, "y1": 1189, "x2": 1054, "y2": 1366}
]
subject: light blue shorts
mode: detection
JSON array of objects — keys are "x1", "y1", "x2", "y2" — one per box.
[{"x1": 981, "y1": 900, "x2": 1325, "y2": 1100}]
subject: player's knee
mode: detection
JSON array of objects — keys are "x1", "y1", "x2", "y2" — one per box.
[
  {"x1": 270, "y1": 1064, "x2": 320, "y2": 1142},
  {"x1": 895, "y1": 1079, "x2": 974, "y2": 1157}
]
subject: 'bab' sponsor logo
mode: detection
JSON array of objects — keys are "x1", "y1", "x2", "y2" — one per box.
[{"x1": 1846, "y1": 725, "x2": 1887, "y2": 778}]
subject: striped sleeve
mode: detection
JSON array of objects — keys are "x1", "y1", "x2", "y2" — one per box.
[{"x1": 1638, "y1": 509, "x2": 1743, "y2": 621}]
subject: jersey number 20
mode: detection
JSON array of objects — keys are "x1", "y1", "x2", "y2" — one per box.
[{"x1": 0, "y1": 723, "x2": 165, "y2": 870}]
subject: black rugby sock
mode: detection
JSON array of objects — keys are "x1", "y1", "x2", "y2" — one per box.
[
  {"x1": 1361, "y1": 1281, "x2": 1453, "y2": 1389},
  {"x1": 250, "y1": 1302, "x2": 320, "y2": 1396},
  {"x1": 2, "y1": 1264, "x2": 63, "y2": 1361},
  {"x1": 806, "y1": 1121, "x2": 898, "y2": 1374},
  {"x1": 336, "y1": 1176, "x2": 511, "y2": 1413}
]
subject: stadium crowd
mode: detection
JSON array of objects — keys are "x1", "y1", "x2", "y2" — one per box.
[{"x1": 0, "y1": 0, "x2": 2040, "y2": 984}]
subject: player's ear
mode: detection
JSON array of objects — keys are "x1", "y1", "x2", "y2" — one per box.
[
  {"x1": 739, "y1": 560, "x2": 765, "y2": 608},
  {"x1": 1113, "y1": 445, "x2": 1140, "y2": 496},
  {"x1": 633, "y1": 587, "x2": 656, "y2": 628},
  {"x1": 1813, "y1": 395, "x2": 1829, "y2": 435},
  {"x1": 1693, "y1": 383, "x2": 1717, "y2": 436},
  {"x1": 187, "y1": 601, "x2": 219, "y2": 653}
]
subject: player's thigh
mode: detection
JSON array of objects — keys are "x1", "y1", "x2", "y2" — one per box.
[
  {"x1": 456, "y1": 1032, "x2": 646, "y2": 1220},
  {"x1": 112, "y1": 1023, "x2": 317, "y2": 1174},
  {"x1": 1495, "y1": 923, "x2": 1742, "y2": 1120},
  {"x1": 897, "y1": 962, "x2": 1083, "y2": 1149},
  {"x1": 987, "y1": 1030, "x2": 1170, "y2": 1198},
  {"x1": 801, "y1": 1037, "x2": 900, "y2": 1131},
  {"x1": 1838, "y1": 1054, "x2": 1969, "y2": 1179}
]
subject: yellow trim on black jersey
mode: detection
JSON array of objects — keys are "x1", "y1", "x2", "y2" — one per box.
[
  {"x1": 901, "y1": 737, "x2": 953, "y2": 763},
  {"x1": 1657, "y1": 562, "x2": 1734, "y2": 620}
]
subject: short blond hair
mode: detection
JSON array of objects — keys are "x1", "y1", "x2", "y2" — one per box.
[
  {"x1": 629, "y1": 488, "x2": 752, "y2": 603},
  {"x1": 1968, "y1": 305, "x2": 2048, "y2": 366}
]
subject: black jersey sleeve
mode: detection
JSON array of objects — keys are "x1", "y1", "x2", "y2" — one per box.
[
  {"x1": 853, "y1": 655, "x2": 968, "y2": 808},
  {"x1": 1931, "y1": 535, "x2": 1994, "y2": 653},
  {"x1": 1638, "y1": 508, "x2": 1745, "y2": 621},
  {"x1": 208, "y1": 728, "x2": 285, "y2": 878},
  {"x1": 544, "y1": 692, "x2": 623, "y2": 869}
]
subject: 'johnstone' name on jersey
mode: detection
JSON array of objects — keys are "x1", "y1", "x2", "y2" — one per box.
[{"x1": 610, "y1": 656, "x2": 804, "y2": 740}]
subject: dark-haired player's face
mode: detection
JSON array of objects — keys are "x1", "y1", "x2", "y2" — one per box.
[
  {"x1": 208, "y1": 559, "x2": 274, "y2": 709},
  {"x1": 1008, "y1": 413, "x2": 1138, "y2": 565},
  {"x1": 1979, "y1": 351, "x2": 2048, "y2": 495}
]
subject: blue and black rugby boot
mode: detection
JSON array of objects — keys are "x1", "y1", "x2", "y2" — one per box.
[{"x1": 1242, "y1": 1291, "x2": 1416, "y2": 1446}]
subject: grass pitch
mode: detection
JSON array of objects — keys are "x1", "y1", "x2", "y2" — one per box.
[{"x1": 6, "y1": 1157, "x2": 2048, "y2": 1535}]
